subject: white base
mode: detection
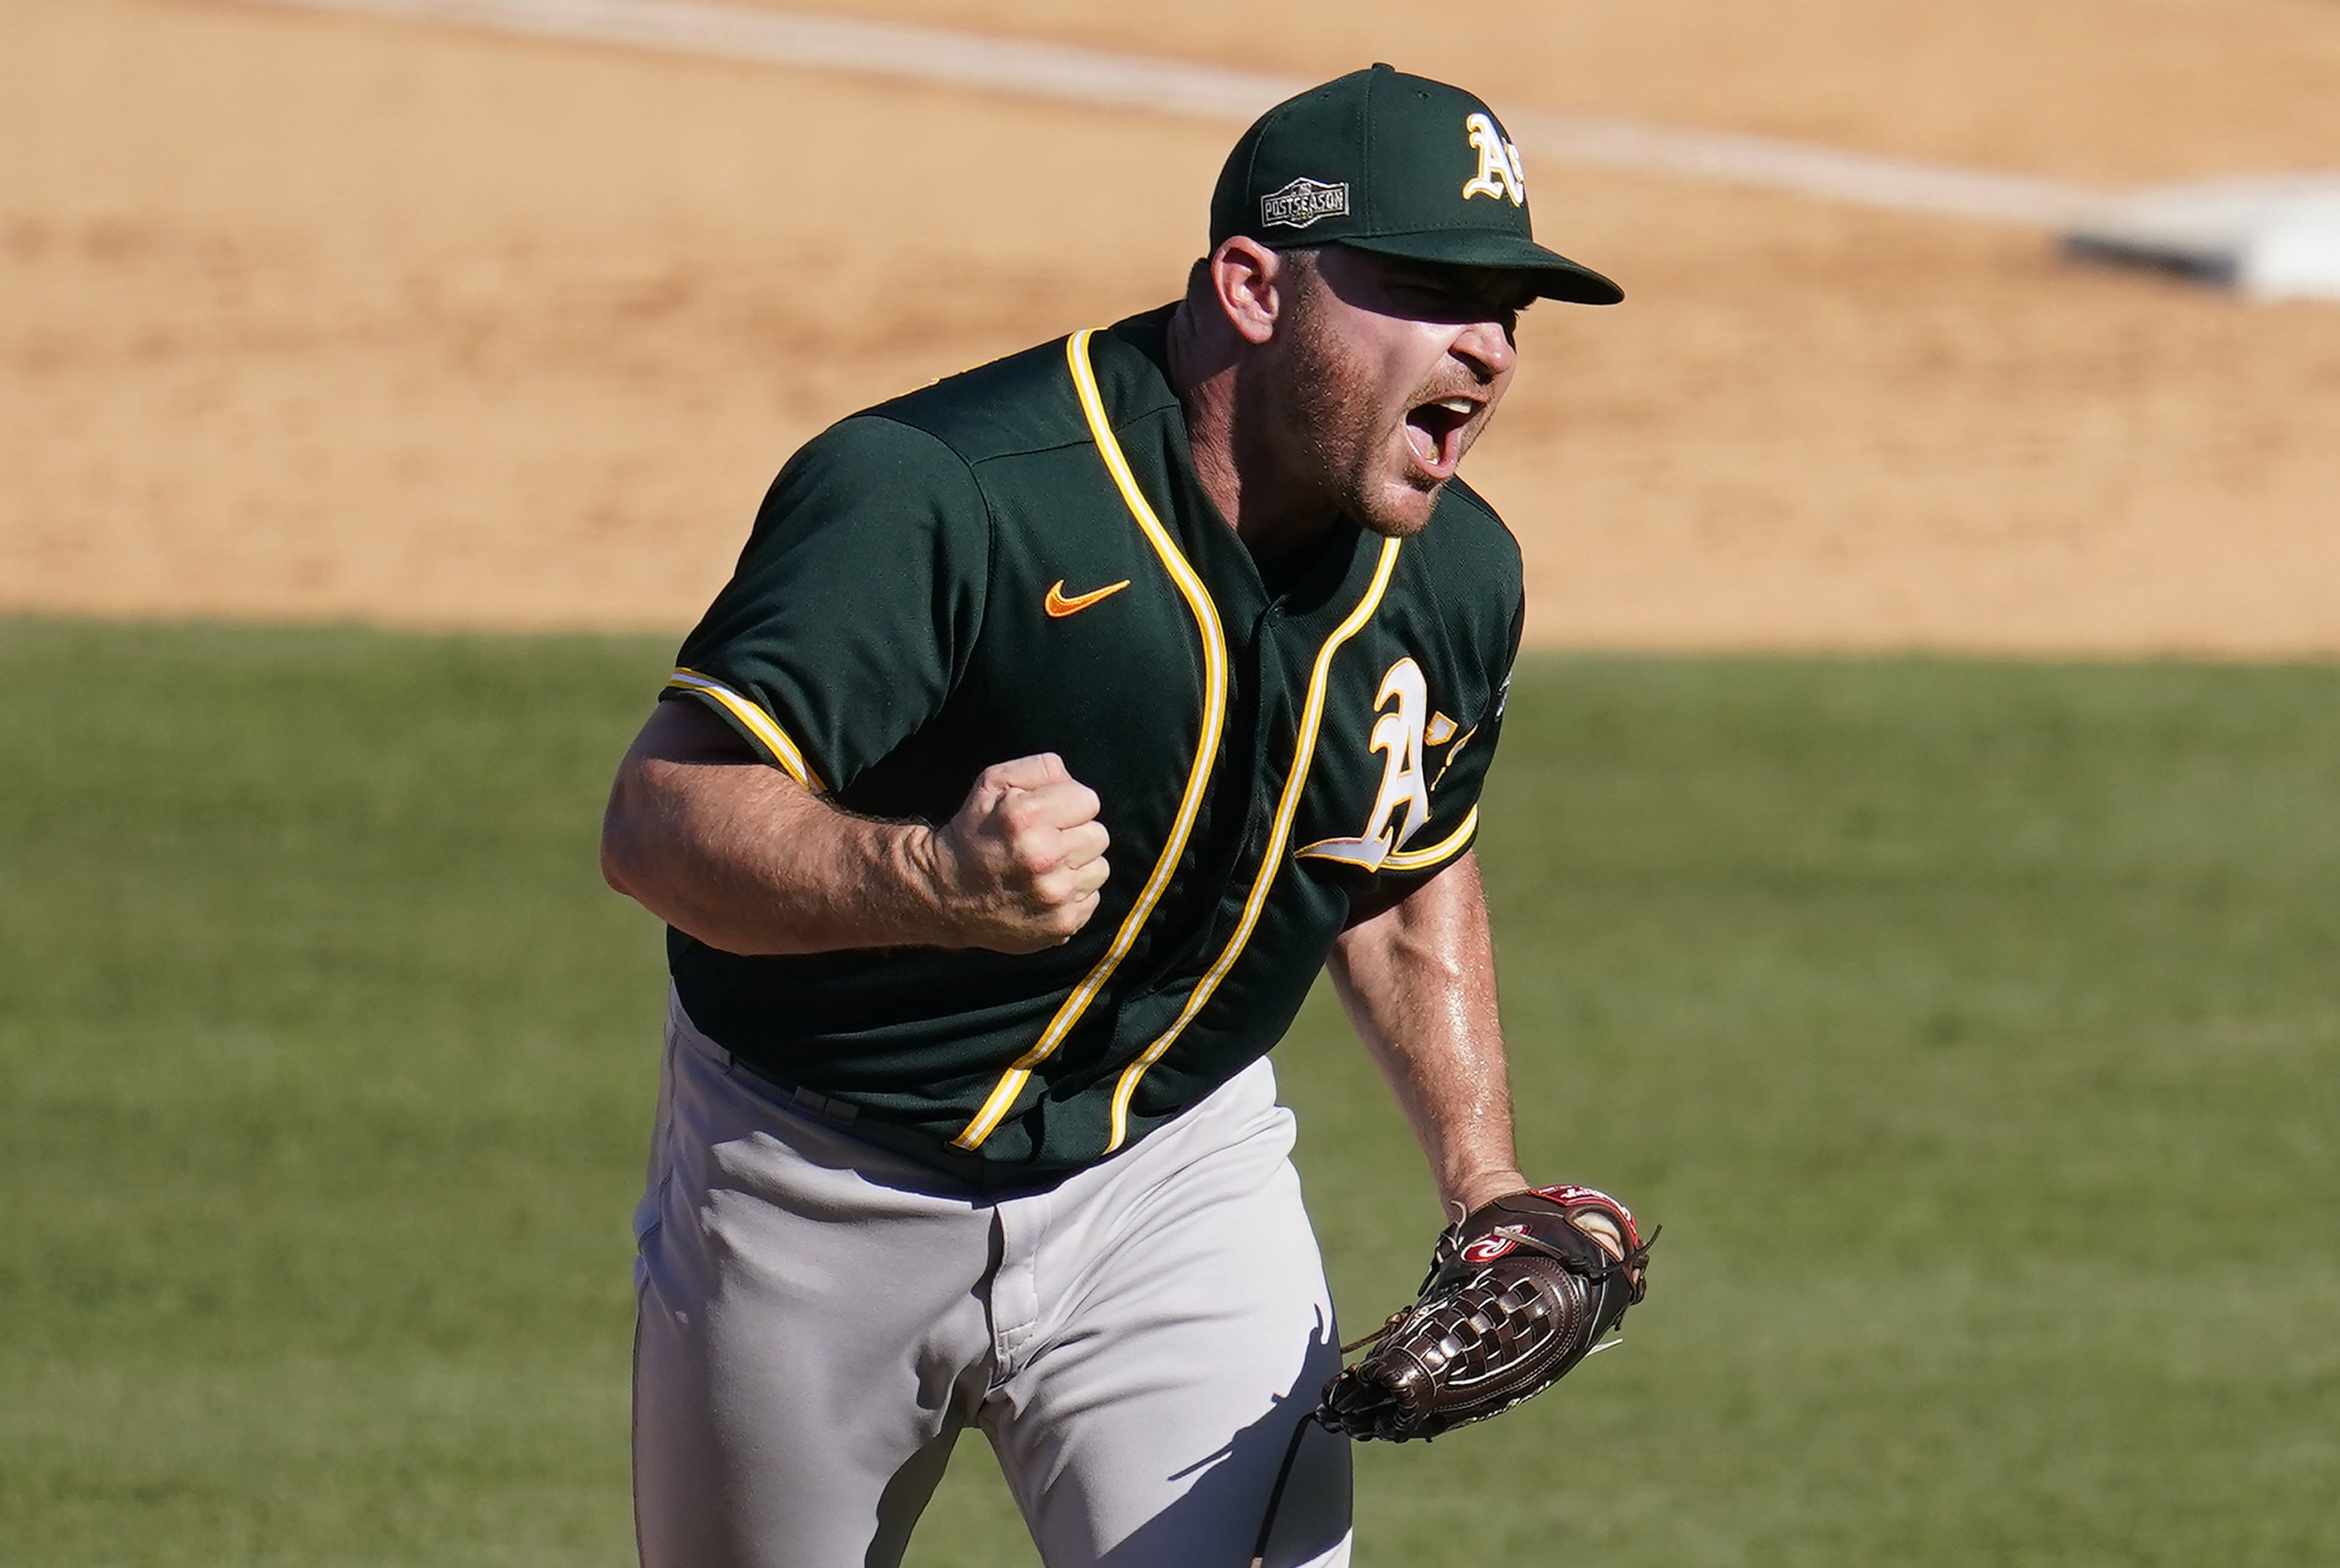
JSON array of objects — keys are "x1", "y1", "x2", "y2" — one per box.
[{"x1": 2062, "y1": 173, "x2": 2340, "y2": 300}]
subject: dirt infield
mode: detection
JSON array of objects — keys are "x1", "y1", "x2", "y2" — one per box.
[{"x1": 6, "y1": 0, "x2": 2339, "y2": 651}]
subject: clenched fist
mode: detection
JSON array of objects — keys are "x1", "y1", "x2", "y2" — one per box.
[{"x1": 923, "y1": 753, "x2": 1111, "y2": 952}]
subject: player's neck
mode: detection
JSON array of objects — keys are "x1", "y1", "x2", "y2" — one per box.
[{"x1": 1167, "y1": 303, "x2": 1345, "y2": 576}]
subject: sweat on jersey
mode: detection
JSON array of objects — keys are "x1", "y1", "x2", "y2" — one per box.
[{"x1": 659, "y1": 305, "x2": 1525, "y2": 1176}]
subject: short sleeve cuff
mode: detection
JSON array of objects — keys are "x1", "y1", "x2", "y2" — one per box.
[{"x1": 663, "y1": 668, "x2": 830, "y2": 793}]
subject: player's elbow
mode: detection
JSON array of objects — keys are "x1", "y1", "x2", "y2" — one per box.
[
  {"x1": 599, "y1": 769, "x2": 648, "y2": 900},
  {"x1": 599, "y1": 831, "x2": 632, "y2": 899}
]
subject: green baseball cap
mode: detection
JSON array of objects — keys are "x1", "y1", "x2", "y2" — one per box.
[{"x1": 1210, "y1": 64, "x2": 1623, "y2": 305}]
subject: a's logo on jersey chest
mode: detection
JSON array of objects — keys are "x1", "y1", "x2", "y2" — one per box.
[{"x1": 1295, "y1": 657, "x2": 1466, "y2": 872}]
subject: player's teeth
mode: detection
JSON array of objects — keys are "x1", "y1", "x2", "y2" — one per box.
[{"x1": 1435, "y1": 398, "x2": 1474, "y2": 414}]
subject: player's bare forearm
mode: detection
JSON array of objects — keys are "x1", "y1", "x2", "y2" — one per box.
[
  {"x1": 1327, "y1": 851, "x2": 1527, "y2": 1216},
  {"x1": 600, "y1": 700, "x2": 1110, "y2": 955},
  {"x1": 600, "y1": 701, "x2": 951, "y2": 953}
]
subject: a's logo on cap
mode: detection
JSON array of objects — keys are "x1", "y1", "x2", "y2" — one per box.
[
  {"x1": 1260, "y1": 176, "x2": 1351, "y2": 230},
  {"x1": 1461, "y1": 112, "x2": 1525, "y2": 207}
]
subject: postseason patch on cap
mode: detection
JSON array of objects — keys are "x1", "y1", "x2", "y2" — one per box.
[{"x1": 1260, "y1": 176, "x2": 1351, "y2": 230}]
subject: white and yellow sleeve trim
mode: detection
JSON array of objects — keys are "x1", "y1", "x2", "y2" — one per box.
[
  {"x1": 949, "y1": 329, "x2": 1232, "y2": 1152},
  {"x1": 663, "y1": 668, "x2": 829, "y2": 793}
]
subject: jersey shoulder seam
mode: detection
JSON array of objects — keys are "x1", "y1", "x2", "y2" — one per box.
[{"x1": 838, "y1": 413, "x2": 997, "y2": 703}]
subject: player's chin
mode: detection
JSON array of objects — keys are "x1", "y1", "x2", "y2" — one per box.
[{"x1": 1352, "y1": 467, "x2": 1443, "y2": 539}]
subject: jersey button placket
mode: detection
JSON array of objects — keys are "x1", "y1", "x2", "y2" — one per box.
[{"x1": 1243, "y1": 609, "x2": 1295, "y2": 851}]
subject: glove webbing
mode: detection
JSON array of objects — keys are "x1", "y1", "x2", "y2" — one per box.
[
  {"x1": 1351, "y1": 1217, "x2": 1659, "y2": 1366},
  {"x1": 1253, "y1": 1212, "x2": 1660, "y2": 1561}
]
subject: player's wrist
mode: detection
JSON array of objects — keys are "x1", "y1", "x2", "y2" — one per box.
[
  {"x1": 1443, "y1": 1165, "x2": 1530, "y2": 1216},
  {"x1": 896, "y1": 821, "x2": 980, "y2": 949}
]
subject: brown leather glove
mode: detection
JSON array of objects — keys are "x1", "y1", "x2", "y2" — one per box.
[{"x1": 1317, "y1": 1184, "x2": 1655, "y2": 1442}]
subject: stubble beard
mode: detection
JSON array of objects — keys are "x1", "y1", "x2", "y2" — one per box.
[{"x1": 1273, "y1": 276, "x2": 1441, "y2": 540}]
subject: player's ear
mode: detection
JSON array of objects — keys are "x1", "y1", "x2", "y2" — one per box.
[{"x1": 1210, "y1": 237, "x2": 1283, "y2": 346}]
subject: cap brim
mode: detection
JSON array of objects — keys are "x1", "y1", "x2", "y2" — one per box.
[{"x1": 1334, "y1": 230, "x2": 1624, "y2": 305}]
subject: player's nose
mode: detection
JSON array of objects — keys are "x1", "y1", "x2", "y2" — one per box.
[{"x1": 1451, "y1": 315, "x2": 1516, "y2": 382}]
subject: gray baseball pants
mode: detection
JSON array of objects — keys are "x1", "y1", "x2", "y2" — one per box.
[{"x1": 632, "y1": 994, "x2": 1353, "y2": 1567}]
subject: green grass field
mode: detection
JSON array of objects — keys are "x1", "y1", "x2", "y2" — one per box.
[{"x1": 3, "y1": 619, "x2": 2334, "y2": 1566}]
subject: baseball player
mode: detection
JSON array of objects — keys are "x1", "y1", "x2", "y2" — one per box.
[{"x1": 600, "y1": 64, "x2": 1626, "y2": 1568}]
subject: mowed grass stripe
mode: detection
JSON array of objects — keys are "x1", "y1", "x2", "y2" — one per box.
[{"x1": 2, "y1": 619, "x2": 2333, "y2": 1566}]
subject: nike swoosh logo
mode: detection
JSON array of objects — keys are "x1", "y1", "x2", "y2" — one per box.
[{"x1": 1044, "y1": 578, "x2": 1132, "y2": 617}]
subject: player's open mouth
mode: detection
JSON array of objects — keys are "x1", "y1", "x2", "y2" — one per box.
[{"x1": 1402, "y1": 396, "x2": 1479, "y2": 479}]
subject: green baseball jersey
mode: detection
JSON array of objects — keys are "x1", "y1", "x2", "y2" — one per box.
[{"x1": 661, "y1": 305, "x2": 1524, "y2": 1174}]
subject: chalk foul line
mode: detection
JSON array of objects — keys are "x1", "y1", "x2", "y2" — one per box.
[{"x1": 226, "y1": 0, "x2": 2107, "y2": 226}]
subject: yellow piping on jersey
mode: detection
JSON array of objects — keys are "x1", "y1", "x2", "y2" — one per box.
[
  {"x1": 949, "y1": 329, "x2": 1232, "y2": 1152},
  {"x1": 664, "y1": 668, "x2": 828, "y2": 793},
  {"x1": 1102, "y1": 535, "x2": 1404, "y2": 1153}
]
